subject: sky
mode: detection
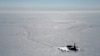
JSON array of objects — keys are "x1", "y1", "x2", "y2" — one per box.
[{"x1": 0, "y1": 0, "x2": 100, "y2": 11}]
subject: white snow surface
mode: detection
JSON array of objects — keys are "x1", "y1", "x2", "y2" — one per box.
[{"x1": 0, "y1": 11, "x2": 100, "y2": 56}]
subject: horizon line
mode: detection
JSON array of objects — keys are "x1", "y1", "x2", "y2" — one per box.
[{"x1": 0, "y1": 10, "x2": 100, "y2": 13}]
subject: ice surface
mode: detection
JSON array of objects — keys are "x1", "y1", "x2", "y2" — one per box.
[{"x1": 0, "y1": 11, "x2": 100, "y2": 56}]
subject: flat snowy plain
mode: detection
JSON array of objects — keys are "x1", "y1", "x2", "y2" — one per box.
[{"x1": 0, "y1": 11, "x2": 100, "y2": 56}]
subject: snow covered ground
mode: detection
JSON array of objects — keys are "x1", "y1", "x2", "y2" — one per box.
[{"x1": 0, "y1": 11, "x2": 100, "y2": 56}]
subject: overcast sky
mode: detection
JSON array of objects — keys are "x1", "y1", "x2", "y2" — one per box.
[{"x1": 0, "y1": 0, "x2": 100, "y2": 11}]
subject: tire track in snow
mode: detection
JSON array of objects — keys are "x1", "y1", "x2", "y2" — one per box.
[{"x1": 21, "y1": 25, "x2": 57, "y2": 48}]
